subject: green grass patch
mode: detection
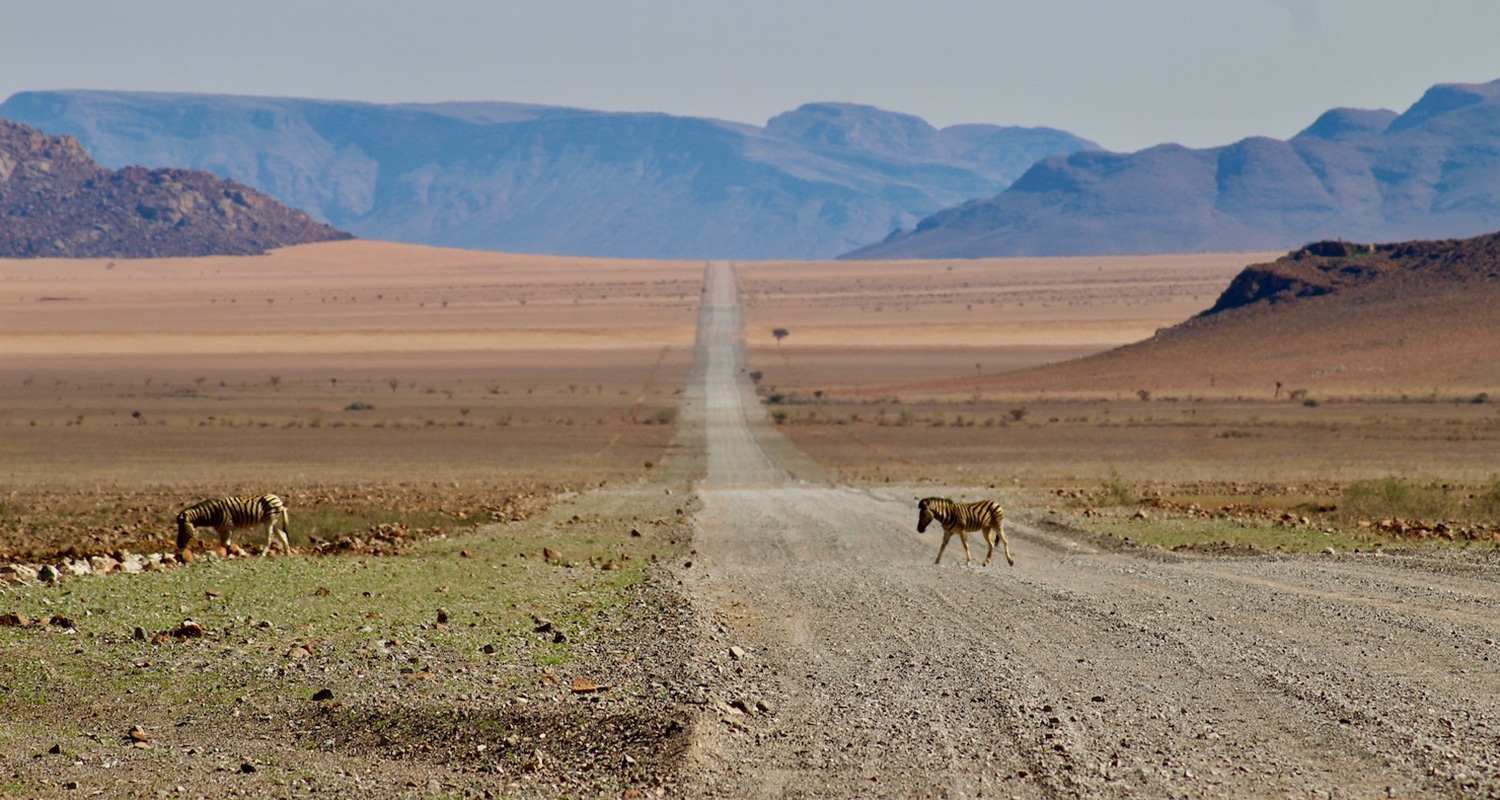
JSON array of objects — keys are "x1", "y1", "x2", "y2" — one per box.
[
  {"x1": 1337, "y1": 476, "x2": 1500, "y2": 526},
  {"x1": 0, "y1": 484, "x2": 687, "y2": 770}
]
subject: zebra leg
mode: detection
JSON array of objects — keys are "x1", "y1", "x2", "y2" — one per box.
[
  {"x1": 957, "y1": 529, "x2": 973, "y2": 565},
  {"x1": 267, "y1": 515, "x2": 290, "y2": 555},
  {"x1": 935, "y1": 529, "x2": 953, "y2": 564},
  {"x1": 996, "y1": 518, "x2": 1015, "y2": 566},
  {"x1": 982, "y1": 525, "x2": 996, "y2": 566}
]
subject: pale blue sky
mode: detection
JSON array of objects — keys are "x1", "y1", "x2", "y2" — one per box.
[{"x1": 2, "y1": 0, "x2": 1498, "y2": 152}]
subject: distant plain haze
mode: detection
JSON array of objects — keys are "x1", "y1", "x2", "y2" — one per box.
[{"x1": 3, "y1": 1, "x2": 1500, "y2": 152}]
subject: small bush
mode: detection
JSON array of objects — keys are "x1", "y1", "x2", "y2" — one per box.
[
  {"x1": 1101, "y1": 468, "x2": 1136, "y2": 507},
  {"x1": 1340, "y1": 478, "x2": 1455, "y2": 521},
  {"x1": 1470, "y1": 478, "x2": 1500, "y2": 522},
  {"x1": 344, "y1": 402, "x2": 375, "y2": 411}
]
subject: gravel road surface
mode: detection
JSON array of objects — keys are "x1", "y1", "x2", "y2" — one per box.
[{"x1": 671, "y1": 261, "x2": 1500, "y2": 799}]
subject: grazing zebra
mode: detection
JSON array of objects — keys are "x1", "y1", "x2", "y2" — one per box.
[
  {"x1": 916, "y1": 497, "x2": 1014, "y2": 566},
  {"x1": 176, "y1": 494, "x2": 291, "y2": 555}
]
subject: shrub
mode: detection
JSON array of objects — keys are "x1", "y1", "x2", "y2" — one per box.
[
  {"x1": 1101, "y1": 468, "x2": 1135, "y2": 506},
  {"x1": 1470, "y1": 478, "x2": 1500, "y2": 522},
  {"x1": 345, "y1": 402, "x2": 375, "y2": 411},
  {"x1": 1340, "y1": 478, "x2": 1455, "y2": 521}
]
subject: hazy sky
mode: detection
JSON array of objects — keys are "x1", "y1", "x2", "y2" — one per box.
[{"x1": 2, "y1": 1, "x2": 1498, "y2": 152}]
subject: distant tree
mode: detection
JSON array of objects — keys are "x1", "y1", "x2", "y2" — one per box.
[{"x1": 772, "y1": 328, "x2": 789, "y2": 346}]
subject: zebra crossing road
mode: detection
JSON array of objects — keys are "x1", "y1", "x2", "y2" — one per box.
[{"x1": 674, "y1": 261, "x2": 1500, "y2": 798}]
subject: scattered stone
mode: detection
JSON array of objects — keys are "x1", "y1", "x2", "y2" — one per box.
[
  {"x1": 314, "y1": 586, "x2": 331, "y2": 597},
  {"x1": 532, "y1": 616, "x2": 555, "y2": 633},
  {"x1": 205, "y1": 589, "x2": 221, "y2": 599},
  {"x1": 47, "y1": 744, "x2": 61, "y2": 755},
  {"x1": 133, "y1": 626, "x2": 146, "y2": 641},
  {"x1": 729, "y1": 645, "x2": 746, "y2": 661},
  {"x1": 127, "y1": 725, "x2": 149, "y2": 743},
  {"x1": 543, "y1": 547, "x2": 565, "y2": 564},
  {"x1": 64, "y1": 559, "x2": 92, "y2": 577},
  {"x1": 570, "y1": 676, "x2": 610, "y2": 693},
  {"x1": 89, "y1": 554, "x2": 121, "y2": 574},
  {"x1": 170, "y1": 620, "x2": 205, "y2": 639},
  {"x1": 287, "y1": 644, "x2": 312, "y2": 660},
  {"x1": 1, "y1": 564, "x2": 38, "y2": 582},
  {"x1": 239, "y1": 762, "x2": 256, "y2": 774},
  {"x1": 47, "y1": 614, "x2": 76, "y2": 630},
  {"x1": 36, "y1": 564, "x2": 60, "y2": 583},
  {"x1": 311, "y1": 688, "x2": 334, "y2": 702},
  {"x1": 460, "y1": 549, "x2": 476, "y2": 558},
  {"x1": 0, "y1": 612, "x2": 28, "y2": 627},
  {"x1": 436, "y1": 608, "x2": 449, "y2": 624},
  {"x1": 481, "y1": 643, "x2": 497, "y2": 654},
  {"x1": 1323, "y1": 547, "x2": 1336, "y2": 555}
]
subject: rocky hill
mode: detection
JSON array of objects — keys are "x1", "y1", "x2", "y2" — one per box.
[
  {"x1": 847, "y1": 78, "x2": 1500, "y2": 260},
  {"x1": 977, "y1": 230, "x2": 1500, "y2": 397},
  {"x1": 0, "y1": 119, "x2": 350, "y2": 258},
  {"x1": 0, "y1": 92, "x2": 1095, "y2": 260}
]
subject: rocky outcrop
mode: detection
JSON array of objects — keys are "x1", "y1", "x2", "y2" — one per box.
[{"x1": 0, "y1": 119, "x2": 351, "y2": 258}]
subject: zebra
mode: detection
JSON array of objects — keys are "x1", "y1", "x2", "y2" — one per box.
[
  {"x1": 176, "y1": 494, "x2": 291, "y2": 555},
  {"x1": 916, "y1": 497, "x2": 1014, "y2": 567}
]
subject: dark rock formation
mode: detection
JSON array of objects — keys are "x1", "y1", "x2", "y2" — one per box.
[{"x1": 0, "y1": 118, "x2": 350, "y2": 258}]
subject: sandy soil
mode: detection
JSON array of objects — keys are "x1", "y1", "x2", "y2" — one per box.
[
  {"x1": 736, "y1": 252, "x2": 1270, "y2": 395},
  {"x1": 0, "y1": 240, "x2": 703, "y2": 558}
]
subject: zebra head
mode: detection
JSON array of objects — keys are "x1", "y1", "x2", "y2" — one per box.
[
  {"x1": 916, "y1": 498, "x2": 938, "y2": 533},
  {"x1": 175, "y1": 510, "x2": 194, "y2": 550}
]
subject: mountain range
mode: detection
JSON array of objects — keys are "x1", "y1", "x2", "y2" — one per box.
[
  {"x1": 847, "y1": 78, "x2": 1500, "y2": 260},
  {"x1": 0, "y1": 91, "x2": 1095, "y2": 260}
]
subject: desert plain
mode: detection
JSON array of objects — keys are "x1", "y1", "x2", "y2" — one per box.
[{"x1": 4, "y1": 240, "x2": 1500, "y2": 798}]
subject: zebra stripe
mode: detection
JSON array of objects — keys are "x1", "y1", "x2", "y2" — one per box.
[
  {"x1": 176, "y1": 494, "x2": 291, "y2": 555},
  {"x1": 916, "y1": 497, "x2": 1014, "y2": 566}
]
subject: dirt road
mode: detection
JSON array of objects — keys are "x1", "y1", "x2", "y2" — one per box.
[{"x1": 673, "y1": 261, "x2": 1500, "y2": 798}]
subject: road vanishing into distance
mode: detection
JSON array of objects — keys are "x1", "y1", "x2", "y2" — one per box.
[{"x1": 672, "y1": 260, "x2": 1500, "y2": 798}]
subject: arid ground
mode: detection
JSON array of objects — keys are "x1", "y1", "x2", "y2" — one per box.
[{"x1": 2, "y1": 243, "x2": 1499, "y2": 798}]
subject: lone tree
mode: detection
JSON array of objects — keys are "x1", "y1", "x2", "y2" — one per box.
[{"x1": 772, "y1": 328, "x2": 789, "y2": 346}]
